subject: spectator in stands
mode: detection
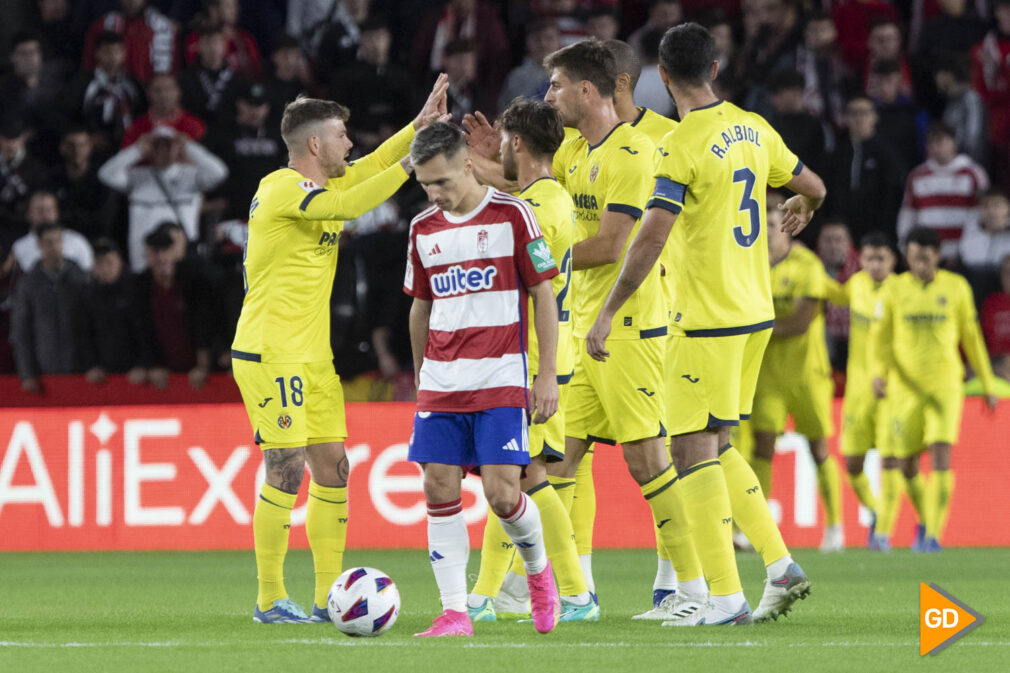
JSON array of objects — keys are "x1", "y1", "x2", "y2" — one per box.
[
  {"x1": 832, "y1": 0, "x2": 901, "y2": 72},
  {"x1": 10, "y1": 222, "x2": 89, "y2": 393},
  {"x1": 707, "y1": 11, "x2": 735, "y2": 75},
  {"x1": 898, "y1": 122, "x2": 989, "y2": 261},
  {"x1": 869, "y1": 58, "x2": 926, "y2": 175},
  {"x1": 738, "y1": 0, "x2": 804, "y2": 117},
  {"x1": 132, "y1": 225, "x2": 215, "y2": 389},
  {"x1": 70, "y1": 30, "x2": 144, "y2": 154},
  {"x1": 535, "y1": 0, "x2": 588, "y2": 47},
  {"x1": 865, "y1": 20, "x2": 913, "y2": 98},
  {"x1": 328, "y1": 16, "x2": 414, "y2": 148},
  {"x1": 768, "y1": 69, "x2": 826, "y2": 175},
  {"x1": 0, "y1": 31, "x2": 64, "y2": 157},
  {"x1": 179, "y1": 21, "x2": 246, "y2": 126},
  {"x1": 286, "y1": 0, "x2": 341, "y2": 48},
  {"x1": 443, "y1": 40, "x2": 488, "y2": 123},
  {"x1": 634, "y1": 30, "x2": 675, "y2": 118},
  {"x1": 0, "y1": 117, "x2": 48, "y2": 226},
  {"x1": 817, "y1": 220, "x2": 860, "y2": 372},
  {"x1": 916, "y1": 0, "x2": 988, "y2": 113},
  {"x1": 0, "y1": 235, "x2": 15, "y2": 374},
  {"x1": 82, "y1": 0, "x2": 178, "y2": 84},
  {"x1": 586, "y1": 7, "x2": 620, "y2": 42},
  {"x1": 497, "y1": 20, "x2": 559, "y2": 113},
  {"x1": 312, "y1": 0, "x2": 372, "y2": 85},
  {"x1": 205, "y1": 83, "x2": 284, "y2": 221},
  {"x1": 12, "y1": 190, "x2": 94, "y2": 273},
  {"x1": 98, "y1": 126, "x2": 228, "y2": 271},
  {"x1": 82, "y1": 238, "x2": 141, "y2": 383},
  {"x1": 962, "y1": 190, "x2": 1010, "y2": 301},
  {"x1": 264, "y1": 34, "x2": 311, "y2": 131},
  {"x1": 971, "y1": 0, "x2": 1010, "y2": 186},
  {"x1": 184, "y1": 0, "x2": 262, "y2": 81},
  {"x1": 935, "y1": 54, "x2": 989, "y2": 166},
  {"x1": 35, "y1": 0, "x2": 82, "y2": 77},
  {"x1": 50, "y1": 127, "x2": 112, "y2": 241},
  {"x1": 411, "y1": 0, "x2": 508, "y2": 107},
  {"x1": 825, "y1": 96, "x2": 905, "y2": 243},
  {"x1": 628, "y1": 0, "x2": 682, "y2": 57},
  {"x1": 982, "y1": 254, "x2": 1010, "y2": 355},
  {"x1": 794, "y1": 10, "x2": 848, "y2": 132},
  {"x1": 121, "y1": 73, "x2": 206, "y2": 148}
]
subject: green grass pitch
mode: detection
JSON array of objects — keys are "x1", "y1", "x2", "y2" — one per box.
[{"x1": 2, "y1": 548, "x2": 1007, "y2": 672}]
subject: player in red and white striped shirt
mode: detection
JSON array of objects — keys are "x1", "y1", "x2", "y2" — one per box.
[
  {"x1": 403, "y1": 122, "x2": 562, "y2": 638},
  {"x1": 897, "y1": 122, "x2": 989, "y2": 260}
]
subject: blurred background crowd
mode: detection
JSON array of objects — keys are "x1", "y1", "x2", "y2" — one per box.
[{"x1": 1, "y1": 0, "x2": 1009, "y2": 399}]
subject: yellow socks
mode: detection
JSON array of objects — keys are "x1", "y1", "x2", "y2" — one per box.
[
  {"x1": 473, "y1": 508, "x2": 513, "y2": 597},
  {"x1": 677, "y1": 460, "x2": 742, "y2": 596},
  {"x1": 927, "y1": 470, "x2": 954, "y2": 540},
  {"x1": 571, "y1": 449, "x2": 596, "y2": 556},
  {"x1": 527, "y1": 481, "x2": 586, "y2": 596},
  {"x1": 719, "y1": 445, "x2": 789, "y2": 567},
  {"x1": 816, "y1": 457, "x2": 843, "y2": 527},
  {"x1": 846, "y1": 470, "x2": 878, "y2": 513},
  {"x1": 876, "y1": 468, "x2": 905, "y2": 537},
  {"x1": 306, "y1": 481, "x2": 348, "y2": 608},
  {"x1": 254, "y1": 483, "x2": 296, "y2": 610},
  {"x1": 905, "y1": 473, "x2": 928, "y2": 524},
  {"x1": 750, "y1": 456, "x2": 772, "y2": 497},
  {"x1": 548, "y1": 475, "x2": 576, "y2": 513}
]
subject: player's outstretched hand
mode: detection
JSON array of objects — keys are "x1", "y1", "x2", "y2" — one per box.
[
  {"x1": 413, "y1": 73, "x2": 451, "y2": 130},
  {"x1": 984, "y1": 393, "x2": 998, "y2": 413},
  {"x1": 872, "y1": 376, "x2": 887, "y2": 399},
  {"x1": 462, "y1": 111, "x2": 499, "y2": 159},
  {"x1": 779, "y1": 195, "x2": 816, "y2": 236},
  {"x1": 531, "y1": 375, "x2": 559, "y2": 424},
  {"x1": 586, "y1": 316, "x2": 612, "y2": 362}
]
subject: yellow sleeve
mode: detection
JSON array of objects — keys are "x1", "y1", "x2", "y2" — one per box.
[
  {"x1": 798, "y1": 255, "x2": 827, "y2": 299},
  {"x1": 957, "y1": 278, "x2": 996, "y2": 395},
  {"x1": 299, "y1": 162, "x2": 409, "y2": 221},
  {"x1": 761, "y1": 117, "x2": 802, "y2": 188},
  {"x1": 601, "y1": 143, "x2": 652, "y2": 219},
  {"x1": 647, "y1": 129, "x2": 692, "y2": 214},
  {"x1": 331, "y1": 124, "x2": 414, "y2": 186},
  {"x1": 824, "y1": 274, "x2": 850, "y2": 306},
  {"x1": 869, "y1": 288, "x2": 894, "y2": 380}
]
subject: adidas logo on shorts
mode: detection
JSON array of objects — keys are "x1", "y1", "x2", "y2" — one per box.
[{"x1": 501, "y1": 439, "x2": 522, "y2": 452}]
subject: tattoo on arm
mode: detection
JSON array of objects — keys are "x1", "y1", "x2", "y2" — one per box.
[{"x1": 264, "y1": 448, "x2": 305, "y2": 494}]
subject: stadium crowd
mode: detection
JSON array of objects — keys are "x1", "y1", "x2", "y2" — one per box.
[{"x1": 1, "y1": 0, "x2": 1010, "y2": 397}]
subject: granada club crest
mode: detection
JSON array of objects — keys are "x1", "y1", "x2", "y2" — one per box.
[
  {"x1": 477, "y1": 229, "x2": 489, "y2": 253},
  {"x1": 589, "y1": 163, "x2": 600, "y2": 183},
  {"x1": 277, "y1": 414, "x2": 293, "y2": 429}
]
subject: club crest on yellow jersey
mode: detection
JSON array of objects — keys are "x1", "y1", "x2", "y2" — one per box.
[
  {"x1": 589, "y1": 164, "x2": 599, "y2": 182},
  {"x1": 277, "y1": 414, "x2": 293, "y2": 429}
]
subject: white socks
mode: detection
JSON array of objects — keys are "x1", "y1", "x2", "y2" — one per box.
[
  {"x1": 579, "y1": 554, "x2": 595, "y2": 593},
  {"x1": 766, "y1": 554, "x2": 794, "y2": 581},
  {"x1": 427, "y1": 499, "x2": 468, "y2": 613},
  {"x1": 653, "y1": 557, "x2": 678, "y2": 591},
  {"x1": 498, "y1": 493, "x2": 548, "y2": 575}
]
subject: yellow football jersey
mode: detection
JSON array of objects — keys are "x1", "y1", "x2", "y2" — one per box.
[
  {"x1": 649, "y1": 100, "x2": 802, "y2": 335},
  {"x1": 522, "y1": 177, "x2": 576, "y2": 381},
  {"x1": 552, "y1": 122, "x2": 665, "y2": 339},
  {"x1": 232, "y1": 127, "x2": 413, "y2": 363},
  {"x1": 762, "y1": 245, "x2": 831, "y2": 381},
  {"x1": 826, "y1": 271, "x2": 890, "y2": 396},
  {"x1": 871, "y1": 269, "x2": 995, "y2": 394}
]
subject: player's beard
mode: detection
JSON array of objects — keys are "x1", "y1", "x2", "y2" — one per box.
[{"x1": 502, "y1": 144, "x2": 518, "y2": 182}]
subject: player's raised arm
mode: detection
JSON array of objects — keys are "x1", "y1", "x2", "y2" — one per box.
[
  {"x1": 529, "y1": 279, "x2": 559, "y2": 423},
  {"x1": 462, "y1": 111, "x2": 521, "y2": 192}
]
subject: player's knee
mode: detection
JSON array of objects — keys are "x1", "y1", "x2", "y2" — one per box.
[
  {"x1": 753, "y1": 432, "x2": 776, "y2": 460},
  {"x1": 263, "y1": 447, "x2": 306, "y2": 494},
  {"x1": 485, "y1": 490, "x2": 521, "y2": 518},
  {"x1": 901, "y1": 459, "x2": 918, "y2": 479},
  {"x1": 845, "y1": 456, "x2": 864, "y2": 475},
  {"x1": 882, "y1": 456, "x2": 901, "y2": 470}
]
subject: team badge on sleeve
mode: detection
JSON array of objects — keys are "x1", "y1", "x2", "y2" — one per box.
[{"x1": 527, "y1": 239, "x2": 557, "y2": 273}]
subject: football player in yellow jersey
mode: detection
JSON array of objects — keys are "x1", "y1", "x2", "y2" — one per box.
[
  {"x1": 466, "y1": 98, "x2": 597, "y2": 623},
  {"x1": 870, "y1": 227, "x2": 998, "y2": 552},
  {"x1": 823, "y1": 232, "x2": 897, "y2": 551},
  {"x1": 588, "y1": 23, "x2": 826, "y2": 625},
  {"x1": 232, "y1": 79, "x2": 450, "y2": 623},
  {"x1": 751, "y1": 198, "x2": 845, "y2": 553}
]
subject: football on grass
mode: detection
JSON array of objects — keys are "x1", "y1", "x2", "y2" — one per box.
[{"x1": 326, "y1": 567, "x2": 401, "y2": 637}]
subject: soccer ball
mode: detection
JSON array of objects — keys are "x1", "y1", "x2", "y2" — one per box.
[{"x1": 326, "y1": 567, "x2": 401, "y2": 637}]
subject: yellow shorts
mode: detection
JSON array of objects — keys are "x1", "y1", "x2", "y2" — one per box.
[
  {"x1": 233, "y1": 358, "x2": 347, "y2": 449},
  {"x1": 566, "y1": 336, "x2": 667, "y2": 445},
  {"x1": 752, "y1": 369, "x2": 835, "y2": 439},
  {"x1": 665, "y1": 328, "x2": 771, "y2": 435},
  {"x1": 840, "y1": 389, "x2": 888, "y2": 457},
  {"x1": 529, "y1": 381, "x2": 567, "y2": 462},
  {"x1": 885, "y1": 386, "x2": 963, "y2": 458}
]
